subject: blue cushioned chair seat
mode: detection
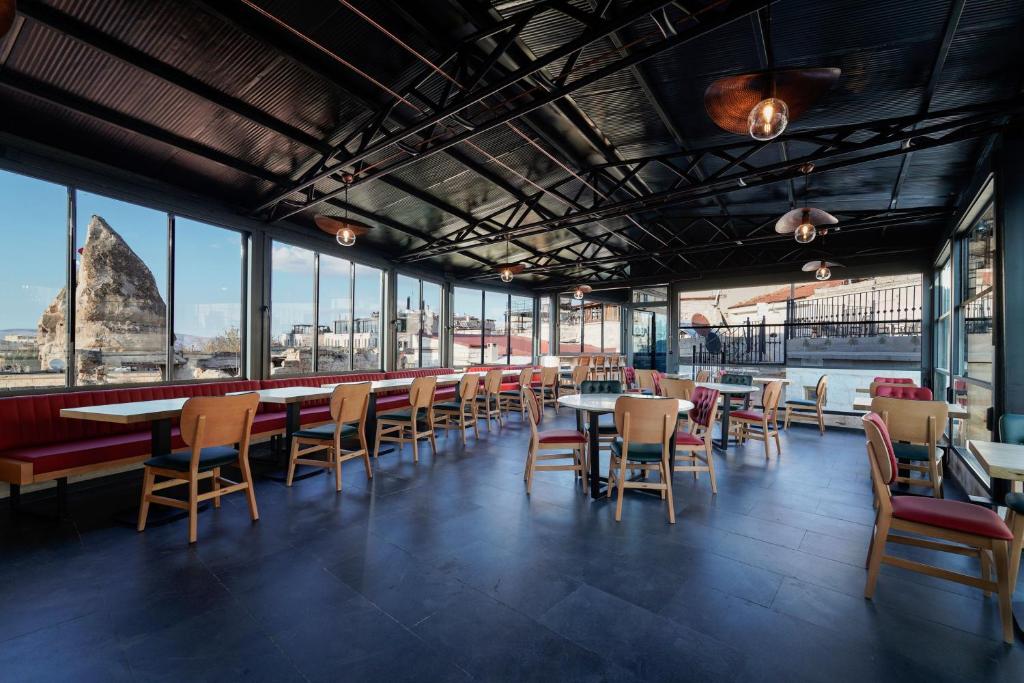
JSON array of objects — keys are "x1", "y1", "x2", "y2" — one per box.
[
  {"x1": 145, "y1": 446, "x2": 238, "y2": 472},
  {"x1": 293, "y1": 423, "x2": 358, "y2": 440},
  {"x1": 382, "y1": 409, "x2": 430, "y2": 428},
  {"x1": 610, "y1": 437, "x2": 665, "y2": 463},
  {"x1": 1005, "y1": 492, "x2": 1024, "y2": 514},
  {"x1": 785, "y1": 398, "x2": 817, "y2": 407},
  {"x1": 499, "y1": 389, "x2": 521, "y2": 396},
  {"x1": 892, "y1": 442, "x2": 930, "y2": 461}
]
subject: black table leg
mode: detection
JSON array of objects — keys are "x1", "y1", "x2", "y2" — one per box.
[
  {"x1": 718, "y1": 398, "x2": 732, "y2": 450},
  {"x1": 589, "y1": 411, "x2": 603, "y2": 499},
  {"x1": 261, "y1": 403, "x2": 324, "y2": 482}
]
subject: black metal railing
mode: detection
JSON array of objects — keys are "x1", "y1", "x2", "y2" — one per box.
[{"x1": 790, "y1": 285, "x2": 921, "y2": 326}]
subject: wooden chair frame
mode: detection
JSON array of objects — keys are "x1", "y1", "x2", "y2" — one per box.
[
  {"x1": 434, "y1": 374, "x2": 481, "y2": 445},
  {"x1": 784, "y1": 374, "x2": 828, "y2": 434},
  {"x1": 523, "y1": 389, "x2": 585, "y2": 494},
  {"x1": 732, "y1": 381, "x2": 784, "y2": 459},
  {"x1": 591, "y1": 355, "x2": 606, "y2": 380},
  {"x1": 660, "y1": 378, "x2": 695, "y2": 402},
  {"x1": 538, "y1": 366, "x2": 560, "y2": 414},
  {"x1": 562, "y1": 365, "x2": 590, "y2": 396},
  {"x1": 375, "y1": 376, "x2": 438, "y2": 463},
  {"x1": 286, "y1": 383, "x2": 371, "y2": 491},
  {"x1": 608, "y1": 396, "x2": 677, "y2": 523},
  {"x1": 1005, "y1": 503, "x2": 1024, "y2": 595},
  {"x1": 137, "y1": 393, "x2": 260, "y2": 544},
  {"x1": 635, "y1": 369, "x2": 658, "y2": 395},
  {"x1": 477, "y1": 369, "x2": 504, "y2": 430},
  {"x1": 501, "y1": 367, "x2": 533, "y2": 418},
  {"x1": 871, "y1": 396, "x2": 947, "y2": 498},
  {"x1": 675, "y1": 388, "x2": 719, "y2": 494},
  {"x1": 862, "y1": 414, "x2": 1014, "y2": 644}
]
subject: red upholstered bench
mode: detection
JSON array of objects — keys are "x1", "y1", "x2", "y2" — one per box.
[
  {"x1": 260, "y1": 372, "x2": 385, "y2": 425},
  {"x1": 378, "y1": 368, "x2": 457, "y2": 412},
  {"x1": 0, "y1": 380, "x2": 268, "y2": 488},
  {"x1": 466, "y1": 365, "x2": 537, "y2": 392}
]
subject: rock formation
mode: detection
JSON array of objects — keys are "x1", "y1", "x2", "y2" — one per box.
[{"x1": 37, "y1": 215, "x2": 168, "y2": 383}]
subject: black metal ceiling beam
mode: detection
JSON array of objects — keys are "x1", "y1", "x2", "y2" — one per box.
[
  {"x1": 399, "y1": 99, "x2": 1020, "y2": 260},
  {"x1": 17, "y1": 0, "x2": 328, "y2": 154},
  {"x1": 888, "y1": 0, "x2": 965, "y2": 209},
  {"x1": 258, "y1": 0, "x2": 772, "y2": 219}
]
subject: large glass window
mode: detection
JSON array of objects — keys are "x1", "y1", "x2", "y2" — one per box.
[
  {"x1": 933, "y1": 256, "x2": 952, "y2": 401},
  {"x1": 558, "y1": 295, "x2": 581, "y2": 354},
  {"x1": 582, "y1": 301, "x2": 602, "y2": 353},
  {"x1": 353, "y1": 264, "x2": 382, "y2": 370},
  {"x1": 485, "y1": 291, "x2": 509, "y2": 364},
  {"x1": 394, "y1": 275, "x2": 442, "y2": 369},
  {"x1": 453, "y1": 287, "x2": 483, "y2": 367},
  {"x1": 603, "y1": 304, "x2": 621, "y2": 353},
  {"x1": 173, "y1": 218, "x2": 243, "y2": 380},
  {"x1": 539, "y1": 297, "x2": 551, "y2": 357},
  {"x1": 317, "y1": 254, "x2": 351, "y2": 373},
  {"x1": 0, "y1": 171, "x2": 68, "y2": 391},
  {"x1": 510, "y1": 295, "x2": 533, "y2": 364},
  {"x1": 421, "y1": 281, "x2": 442, "y2": 368},
  {"x1": 271, "y1": 243, "x2": 314, "y2": 375},
  {"x1": 75, "y1": 192, "x2": 168, "y2": 385}
]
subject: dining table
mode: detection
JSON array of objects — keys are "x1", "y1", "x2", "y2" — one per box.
[
  {"x1": 556, "y1": 393, "x2": 694, "y2": 499},
  {"x1": 695, "y1": 382, "x2": 760, "y2": 449}
]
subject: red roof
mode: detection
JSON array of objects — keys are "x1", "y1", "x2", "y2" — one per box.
[{"x1": 729, "y1": 280, "x2": 848, "y2": 309}]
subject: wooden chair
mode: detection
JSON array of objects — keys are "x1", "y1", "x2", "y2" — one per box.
[
  {"x1": 581, "y1": 379, "x2": 621, "y2": 462},
  {"x1": 564, "y1": 365, "x2": 590, "y2": 395},
  {"x1": 695, "y1": 369, "x2": 710, "y2": 383},
  {"x1": 537, "y1": 366, "x2": 560, "y2": 413},
  {"x1": 375, "y1": 376, "x2": 438, "y2": 462},
  {"x1": 476, "y1": 369, "x2": 504, "y2": 430},
  {"x1": 871, "y1": 396, "x2": 947, "y2": 498},
  {"x1": 661, "y1": 377, "x2": 695, "y2": 402},
  {"x1": 635, "y1": 369, "x2": 658, "y2": 395},
  {"x1": 861, "y1": 413, "x2": 1015, "y2": 644},
  {"x1": 137, "y1": 393, "x2": 259, "y2": 544},
  {"x1": 434, "y1": 374, "x2": 480, "y2": 445},
  {"x1": 286, "y1": 382, "x2": 371, "y2": 491},
  {"x1": 730, "y1": 380, "x2": 783, "y2": 459},
  {"x1": 500, "y1": 367, "x2": 532, "y2": 418},
  {"x1": 674, "y1": 386, "x2": 720, "y2": 494},
  {"x1": 619, "y1": 366, "x2": 637, "y2": 391},
  {"x1": 523, "y1": 388, "x2": 586, "y2": 494},
  {"x1": 592, "y1": 355, "x2": 606, "y2": 380},
  {"x1": 784, "y1": 374, "x2": 828, "y2": 434},
  {"x1": 608, "y1": 396, "x2": 677, "y2": 523},
  {"x1": 1003, "y1": 493, "x2": 1024, "y2": 595}
]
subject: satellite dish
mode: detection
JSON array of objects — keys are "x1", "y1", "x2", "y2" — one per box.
[
  {"x1": 49, "y1": 358, "x2": 66, "y2": 372},
  {"x1": 705, "y1": 332, "x2": 722, "y2": 354}
]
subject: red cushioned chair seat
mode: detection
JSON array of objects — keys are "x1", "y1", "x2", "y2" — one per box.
[
  {"x1": 538, "y1": 429, "x2": 586, "y2": 445},
  {"x1": 891, "y1": 496, "x2": 1013, "y2": 540},
  {"x1": 675, "y1": 432, "x2": 704, "y2": 446},
  {"x1": 3, "y1": 432, "x2": 153, "y2": 475},
  {"x1": 730, "y1": 409, "x2": 765, "y2": 421}
]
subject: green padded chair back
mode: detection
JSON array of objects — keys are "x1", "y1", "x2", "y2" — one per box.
[
  {"x1": 581, "y1": 380, "x2": 622, "y2": 394},
  {"x1": 999, "y1": 414, "x2": 1024, "y2": 445},
  {"x1": 720, "y1": 373, "x2": 753, "y2": 386}
]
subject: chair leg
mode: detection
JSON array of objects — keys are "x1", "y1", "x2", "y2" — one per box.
[
  {"x1": 663, "y1": 459, "x2": 675, "y2": 524},
  {"x1": 614, "y1": 459, "x2": 627, "y2": 521},
  {"x1": 137, "y1": 468, "x2": 155, "y2": 532},
  {"x1": 360, "y1": 432, "x2": 372, "y2": 480},
  {"x1": 705, "y1": 444, "x2": 718, "y2": 495},
  {"x1": 980, "y1": 548, "x2": 993, "y2": 598},
  {"x1": 472, "y1": 406, "x2": 480, "y2": 439},
  {"x1": 773, "y1": 427, "x2": 781, "y2": 456},
  {"x1": 526, "y1": 445, "x2": 536, "y2": 494},
  {"x1": 817, "y1": 408, "x2": 825, "y2": 434},
  {"x1": 1008, "y1": 511, "x2": 1023, "y2": 594},
  {"x1": 864, "y1": 515, "x2": 891, "y2": 598},
  {"x1": 239, "y1": 455, "x2": 259, "y2": 522},
  {"x1": 993, "y1": 540, "x2": 1014, "y2": 644},
  {"x1": 334, "y1": 445, "x2": 343, "y2": 492},
  {"x1": 763, "y1": 422, "x2": 771, "y2": 460},
  {"x1": 428, "y1": 428, "x2": 438, "y2": 456},
  {"x1": 374, "y1": 423, "x2": 383, "y2": 458},
  {"x1": 285, "y1": 437, "x2": 299, "y2": 487},
  {"x1": 212, "y1": 467, "x2": 222, "y2": 508},
  {"x1": 929, "y1": 456, "x2": 942, "y2": 498},
  {"x1": 188, "y1": 476, "x2": 199, "y2": 545},
  {"x1": 784, "y1": 406, "x2": 791, "y2": 430}
]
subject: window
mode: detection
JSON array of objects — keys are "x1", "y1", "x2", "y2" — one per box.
[
  {"x1": 933, "y1": 255, "x2": 952, "y2": 401},
  {"x1": 633, "y1": 286, "x2": 667, "y2": 303},
  {"x1": 317, "y1": 254, "x2": 351, "y2": 372},
  {"x1": 353, "y1": 264, "x2": 382, "y2": 370},
  {"x1": 603, "y1": 304, "x2": 621, "y2": 353},
  {"x1": 421, "y1": 281, "x2": 442, "y2": 368},
  {"x1": 558, "y1": 294, "x2": 581, "y2": 354},
  {"x1": 510, "y1": 295, "x2": 533, "y2": 364},
  {"x1": 173, "y1": 218, "x2": 244, "y2": 380},
  {"x1": 75, "y1": 192, "x2": 169, "y2": 385},
  {"x1": 395, "y1": 275, "x2": 442, "y2": 369},
  {"x1": 453, "y1": 287, "x2": 483, "y2": 367},
  {"x1": 271, "y1": 243, "x2": 314, "y2": 375},
  {"x1": 0, "y1": 171, "x2": 68, "y2": 391},
  {"x1": 539, "y1": 297, "x2": 551, "y2": 357},
  {"x1": 582, "y1": 301, "x2": 602, "y2": 352},
  {"x1": 485, "y1": 291, "x2": 509, "y2": 364}
]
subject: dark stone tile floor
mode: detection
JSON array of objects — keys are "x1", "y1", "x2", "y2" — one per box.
[{"x1": 1, "y1": 409, "x2": 1023, "y2": 682}]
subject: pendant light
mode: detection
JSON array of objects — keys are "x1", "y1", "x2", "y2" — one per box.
[
  {"x1": 314, "y1": 173, "x2": 371, "y2": 247},
  {"x1": 491, "y1": 233, "x2": 525, "y2": 282},
  {"x1": 573, "y1": 284, "x2": 592, "y2": 301},
  {"x1": 775, "y1": 163, "x2": 837, "y2": 243},
  {"x1": 802, "y1": 260, "x2": 843, "y2": 281}
]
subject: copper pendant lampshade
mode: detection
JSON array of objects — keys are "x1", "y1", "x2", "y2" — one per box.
[
  {"x1": 802, "y1": 260, "x2": 843, "y2": 281},
  {"x1": 704, "y1": 68, "x2": 841, "y2": 138},
  {"x1": 572, "y1": 284, "x2": 592, "y2": 300},
  {"x1": 314, "y1": 214, "x2": 371, "y2": 247},
  {"x1": 775, "y1": 207, "x2": 838, "y2": 236},
  {"x1": 492, "y1": 263, "x2": 525, "y2": 283},
  {"x1": 1, "y1": 1, "x2": 16, "y2": 39}
]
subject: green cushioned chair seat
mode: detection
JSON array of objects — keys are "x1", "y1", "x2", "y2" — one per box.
[
  {"x1": 145, "y1": 446, "x2": 239, "y2": 472},
  {"x1": 892, "y1": 442, "x2": 930, "y2": 461},
  {"x1": 1005, "y1": 492, "x2": 1024, "y2": 515},
  {"x1": 434, "y1": 401, "x2": 465, "y2": 411},
  {"x1": 293, "y1": 423, "x2": 358, "y2": 440},
  {"x1": 610, "y1": 437, "x2": 665, "y2": 463},
  {"x1": 382, "y1": 409, "x2": 431, "y2": 428},
  {"x1": 785, "y1": 398, "x2": 817, "y2": 407},
  {"x1": 596, "y1": 424, "x2": 618, "y2": 435},
  {"x1": 499, "y1": 389, "x2": 522, "y2": 396}
]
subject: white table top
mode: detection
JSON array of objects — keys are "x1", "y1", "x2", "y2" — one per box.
[
  {"x1": 852, "y1": 395, "x2": 968, "y2": 418},
  {"x1": 323, "y1": 372, "x2": 472, "y2": 393},
  {"x1": 60, "y1": 397, "x2": 190, "y2": 424},
  {"x1": 233, "y1": 387, "x2": 333, "y2": 404},
  {"x1": 557, "y1": 393, "x2": 694, "y2": 414},
  {"x1": 697, "y1": 382, "x2": 759, "y2": 395},
  {"x1": 968, "y1": 440, "x2": 1024, "y2": 481}
]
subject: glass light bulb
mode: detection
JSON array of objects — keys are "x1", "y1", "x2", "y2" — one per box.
[
  {"x1": 336, "y1": 228, "x2": 356, "y2": 247},
  {"x1": 573, "y1": 288, "x2": 585, "y2": 300},
  {"x1": 815, "y1": 265, "x2": 831, "y2": 281},
  {"x1": 499, "y1": 268, "x2": 513, "y2": 283},
  {"x1": 748, "y1": 97, "x2": 788, "y2": 141},
  {"x1": 794, "y1": 222, "x2": 816, "y2": 244}
]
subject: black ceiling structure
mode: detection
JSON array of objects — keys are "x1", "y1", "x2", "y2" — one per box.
[{"x1": 0, "y1": 0, "x2": 1022, "y2": 291}]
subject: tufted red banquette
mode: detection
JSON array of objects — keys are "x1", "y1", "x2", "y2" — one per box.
[
  {"x1": 873, "y1": 376, "x2": 915, "y2": 384},
  {"x1": 376, "y1": 368, "x2": 457, "y2": 412},
  {"x1": 874, "y1": 385, "x2": 933, "y2": 400},
  {"x1": 466, "y1": 365, "x2": 535, "y2": 392}
]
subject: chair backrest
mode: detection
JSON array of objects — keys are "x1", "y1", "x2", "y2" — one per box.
[
  {"x1": 483, "y1": 369, "x2": 502, "y2": 394},
  {"x1": 330, "y1": 382, "x2": 371, "y2": 424},
  {"x1": 999, "y1": 414, "x2": 1024, "y2": 445},
  {"x1": 593, "y1": 355, "x2": 605, "y2": 366},
  {"x1": 620, "y1": 366, "x2": 636, "y2": 388},
  {"x1": 614, "y1": 396, "x2": 676, "y2": 449},
  {"x1": 581, "y1": 379, "x2": 622, "y2": 394},
  {"x1": 863, "y1": 411, "x2": 897, "y2": 488},
  {"x1": 572, "y1": 365, "x2": 590, "y2": 385},
  {"x1": 695, "y1": 369, "x2": 710, "y2": 383},
  {"x1": 458, "y1": 373, "x2": 480, "y2": 402},
  {"x1": 578, "y1": 356, "x2": 591, "y2": 367},
  {"x1": 689, "y1": 387, "x2": 719, "y2": 429},
  {"x1": 636, "y1": 369, "x2": 658, "y2": 393},
  {"x1": 869, "y1": 380, "x2": 919, "y2": 397},
  {"x1": 523, "y1": 387, "x2": 542, "y2": 428},
  {"x1": 541, "y1": 366, "x2": 558, "y2": 386},
  {"x1": 874, "y1": 376, "x2": 915, "y2": 385},
  {"x1": 660, "y1": 378, "x2": 695, "y2": 401},
  {"x1": 871, "y1": 396, "x2": 947, "y2": 445},
  {"x1": 814, "y1": 374, "x2": 828, "y2": 407},
  {"x1": 180, "y1": 393, "x2": 259, "y2": 450},
  {"x1": 518, "y1": 367, "x2": 533, "y2": 388},
  {"x1": 761, "y1": 381, "x2": 784, "y2": 418},
  {"x1": 409, "y1": 375, "x2": 438, "y2": 408},
  {"x1": 874, "y1": 384, "x2": 933, "y2": 400},
  {"x1": 721, "y1": 373, "x2": 753, "y2": 386}
]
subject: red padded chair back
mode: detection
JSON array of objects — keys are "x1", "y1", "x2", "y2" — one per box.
[
  {"x1": 873, "y1": 377, "x2": 914, "y2": 385},
  {"x1": 875, "y1": 385, "x2": 933, "y2": 400},
  {"x1": 689, "y1": 387, "x2": 719, "y2": 429},
  {"x1": 862, "y1": 412, "x2": 897, "y2": 485}
]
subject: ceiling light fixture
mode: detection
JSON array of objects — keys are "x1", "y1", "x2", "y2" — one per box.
[
  {"x1": 802, "y1": 260, "x2": 843, "y2": 281},
  {"x1": 775, "y1": 163, "x2": 837, "y2": 243},
  {"x1": 491, "y1": 233, "x2": 525, "y2": 283},
  {"x1": 314, "y1": 173, "x2": 371, "y2": 247}
]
